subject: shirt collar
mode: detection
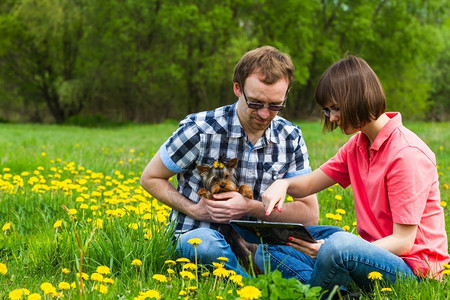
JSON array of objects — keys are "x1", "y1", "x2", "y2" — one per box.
[
  {"x1": 226, "y1": 101, "x2": 280, "y2": 145},
  {"x1": 358, "y1": 112, "x2": 402, "y2": 151}
]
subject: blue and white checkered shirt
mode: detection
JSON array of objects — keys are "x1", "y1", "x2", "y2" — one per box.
[{"x1": 160, "y1": 101, "x2": 311, "y2": 235}]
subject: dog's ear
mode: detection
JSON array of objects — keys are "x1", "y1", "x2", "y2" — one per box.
[
  {"x1": 227, "y1": 158, "x2": 238, "y2": 169},
  {"x1": 196, "y1": 165, "x2": 210, "y2": 175}
]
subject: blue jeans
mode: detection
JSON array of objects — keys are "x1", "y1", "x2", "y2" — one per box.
[
  {"x1": 255, "y1": 225, "x2": 344, "y2": 283},
  {"x1": 176, "y1": 228, "x2": 250, "y2": 277},
  {"x1": 255, "y1": 228, "x2": 417, "y2": 292}
]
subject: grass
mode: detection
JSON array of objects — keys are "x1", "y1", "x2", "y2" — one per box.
[{"x1": 0, "y1": 120, "x2": 449, "y2": 299}]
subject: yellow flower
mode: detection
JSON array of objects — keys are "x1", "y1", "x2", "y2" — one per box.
[
  {"x1": 183, "y1": 263, "x2": 197, "y2": 270},
  {"x1": 0, "y1": 262, "x2": 7, "y2": 275},
  {"x1": 217, "y1": 256, "x2": 229, "y2": 262},
  {"x1": 179, "y1": 270, "x2": 195, "y2": 280},
  {"x1": 187, "y1": 238, "x2": 202, "y2": 246},
  {"x1": 368, "y1": 271, "x2": 383, "y2": 281},
  {"x1": 335, "y1": 208, "x2": 346, "y2": 215},
  {"x1": 103, "y1": 277, "x2": 115, "y2": 284},
  {"x1": 176, "y1": 257, "x2": 190, "y2": 263},
  {"x1": 96, "y1": 265, "x2": 111, "y2": 275},
  {"x1": 152, "y1": 274, "x2": 168, "y2": 283},
  {"x1": 342, "y1": 225, "x2": 350, "y2": 231},
  {"x1": 381, "y1": 287, "x2": 392, "y2": 292},
  {"x1": 136, "y1": 289, "x2": 160, "y2": 299},
  {"x1": 442, "y1": 270, "x2": 450, "y2": 275},
  {"x1": 53, "y1": 220, "x2": 62, "y2": 229},
  {"x1": 2, "y1": 222, "x2": 11, "y2": 232},
  {"x1": 77, "y1": 272, "x2": 89, "y2": 280},
  {"x1": 40, "y1": 282, "x2": 56, "y2": 294},
  {"x1": 441, "y1": 201, "x2": 447, "y2": 208},
  {"x1": 167, "y1": 268, "x2": 175, "y2": 275},
  {"x1": 61, "y1": 268, "x2": 71, "y2": 274},
  {"x1": 237, "y1": 285, "x2": 262, "y2": 300},
  {"x1": 58, "y1": 281, "x2": 71, "y2": 290},
  {"x1": 335, "y1": 195, "x2": 342, "y2": 200},
  {"x1": 28, "y1": 293, "x2": 42, "y2": 300},
  {"x1": 213, "y1": 267, "x2": 229, "y2": 278},
  {"x1": 9, "y1": 288, "x2": 30, "y2": 300},
  {"x1": 91, "y1": 272, "x2": 104, "y2": 282},
  {"x1": 201, "y1": 271, "x2": 210, "y2": 277},
  {"x1": 131, "y1": 259, "x2": 143, "y2": 266}
]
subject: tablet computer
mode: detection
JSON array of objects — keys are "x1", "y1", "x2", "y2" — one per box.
[{"x1": 229, "y1": 220, "x2": 317, "y2": 244}]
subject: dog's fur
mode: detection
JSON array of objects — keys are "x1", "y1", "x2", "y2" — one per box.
[{"x1": 196, "y1": 157, "x2": 257, "y2": 272}]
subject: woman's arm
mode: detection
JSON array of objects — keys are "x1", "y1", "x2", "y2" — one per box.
[
  {"x1": 262, "y1": 168, "x2": 337, "y2": 215},
  {"x1": 372, "y1": 223, "x2": 418, "y2": 255}
]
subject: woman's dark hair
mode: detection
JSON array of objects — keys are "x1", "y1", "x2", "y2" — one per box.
[{"x1": 315, "y1": 55, "x2": 386, "y2": 132}]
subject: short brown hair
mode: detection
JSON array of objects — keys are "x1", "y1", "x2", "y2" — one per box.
[
  {"x1": 233, "y1": 46, "x2": 295, "y2": 89},
  {"x1": 315, "y1": 55, "x2": 386, "y2": 132}
]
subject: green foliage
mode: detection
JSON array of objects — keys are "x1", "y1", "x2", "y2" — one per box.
[
  {"x1": 244, "y1": 270, "x2": 325, "y2": 299},
  {"x1": 0, "y1": 1, "x2": 448, "y2": 123}
]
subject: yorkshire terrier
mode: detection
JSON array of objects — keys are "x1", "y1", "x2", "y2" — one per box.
[{"x1": 196, "y1": 156, "x2": 258, "y2": 272}]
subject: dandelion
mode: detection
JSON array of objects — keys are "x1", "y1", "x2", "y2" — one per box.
[
  {"x1": 96, "y1": 265, "x2": 111, "y2": 275},
  {"x1": 167, "y1": 268, "x2": 175, "y2": 275},
  {"x1": 213, "y1": 267, "x2": 229, "y2": 278},
  {"x1": 381, "y1": 287, "x2": 392, "y2": 292},
  {"x1": 217, "y1": 257, "x2": 229, "y2": 262},
  {"x1": 368, "y1": 271, "x2": 383, "y2": 299},
  {"x1": 335, "y1": 195, "x2": 342, "y2": 200},
  {"x1": 28, "y1": 294, "x2": 42, "y2": 300},
  {"x1": 58, "y1": 281, "x2": 71, "y2": 290},
  {"x1": 53, "y1": 220, "x2": 62, "y2": 230},
  {"x1": 237, "y1": 285, "x2": 262, "y2": 300},
  {"x1": 131, "y1": 259, "x2": 143, "y2": 267},
  {"x1": 183, "y1": 263, "x2": 197, "y2": 271},
  {"x1": 187, "y1": 238, "x2": 202, "y2": 246},
  {"x1": 2, "y1": 222, "x2": 11, "y2": 232},
  {"x1": 62, "y1": 268, "x2": 71, "y2": 274},
  {"x1": 9, "y1": 288, "x2": 30, "y2": 300},
  {"x1": 176, "y1": 257, "x2": 190, "y2": 264},
  {"x1": 201, "y1": 271, "x2": 210, "y2": 277},
  {"x1": 40, "y1": 282, "x2": 56, "y2": 295},
  {"x1": 103, "y1": 277, "x2": 115, "y2": 284},
  {"x1": 335, "y1": 208, "x2": 346, "y2": 214},
  {"x1": 152, "y1": 274, "x2": 167, "y2": 283},
  {"x1": 0, "y1": 262, "x2": 7, "y2": 275},
  {"x1": 94, "y1": 283, "x2": 108, "y2": 294},
  {"x1": 441, "y1": 201, "x2": 447, "y2": 208},
  {"x1": 442, "y1": 269, "x2": 450, "y2": 275},
  {"x1": 136, "y1": 290, "x2": 160, "y2": 299},
  {"x1": 91, "y1": 272, "x2": 104, "y2": 282},
  {"x1": 342, "y1": 225, "x2": 350, "y2": 231},
  {"x1": 179, "y1": 270, "x2": 195, "y2": 280},
  {"x1": 368, "y1": 271, "x2": 383, "y2": 281}
]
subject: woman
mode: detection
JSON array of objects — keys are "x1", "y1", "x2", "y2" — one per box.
[{"x1": 258, "y1": 55, "x2": 449, "y2": 293}]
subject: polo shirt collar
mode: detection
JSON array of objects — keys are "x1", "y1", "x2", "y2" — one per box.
[
  {"x1": 226, "y1": 101, "x2": 280, "y2": 145},
  {"x1": 362, "y1": 112, "x2": 402, "y2": 151}
]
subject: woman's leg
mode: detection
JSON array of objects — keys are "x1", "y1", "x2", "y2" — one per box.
[
  {"x1": 255, "y1": 225, "x2": 344, "y2": 283},
  {"x1": 177, "y1": 228, "x2": 249, "y2": 277},
  {"x1": 309, "y1": 232, "x2": 417, "y2": 292}
]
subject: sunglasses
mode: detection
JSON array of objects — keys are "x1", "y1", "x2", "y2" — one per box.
[{"x1": 242, "y1": 87, "x2": 287, "y2": 111}]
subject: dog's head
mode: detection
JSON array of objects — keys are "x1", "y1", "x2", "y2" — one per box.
[{"x1": 196, "y1": 157, "x2": 239, "y2": 194}]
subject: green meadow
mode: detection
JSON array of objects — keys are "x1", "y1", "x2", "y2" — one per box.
[{"x1": 0, "y1": 121, "x2": 449, "y2": 299}]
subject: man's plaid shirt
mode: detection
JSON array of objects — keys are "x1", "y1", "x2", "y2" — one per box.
[{"x1": 159, "y1": 102, "x2": 312, "y2": 235}]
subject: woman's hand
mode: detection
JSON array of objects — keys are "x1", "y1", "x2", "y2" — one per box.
[
  {"x1": 262, "y1": 179, "x2": 289, "y2": 215},
  {"x1": 288, "y1": 237, "x2": 325, "y2": 259}
]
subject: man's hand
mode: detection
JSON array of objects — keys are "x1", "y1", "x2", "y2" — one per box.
[{"x1": 203, "y1": 191, "x2": 250, "y2": 223}]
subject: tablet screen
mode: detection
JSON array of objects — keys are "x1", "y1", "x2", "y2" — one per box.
[{"x1": 229, "y1": 220, "x2": 317, "y2": 244}]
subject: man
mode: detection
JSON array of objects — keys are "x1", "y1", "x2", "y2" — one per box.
[{"x1": 140, "y1": 46, "x2": 319, "y2": 276}]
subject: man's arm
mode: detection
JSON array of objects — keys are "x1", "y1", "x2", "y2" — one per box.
[{"x1": 140, "y1": 151, "x2": 211, "y2": 222}]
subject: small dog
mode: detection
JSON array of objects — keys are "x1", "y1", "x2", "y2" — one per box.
[{"x1": 197, "y1": 156, "x2": 257, "y2": 272}]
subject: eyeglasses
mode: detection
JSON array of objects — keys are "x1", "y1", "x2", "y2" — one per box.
[
  {"x1": 242, "y1": 87, "x2": 287, "y2": 111},
  {"x1": 321, "y1": 107, "x2": 340, "y2": 117}
]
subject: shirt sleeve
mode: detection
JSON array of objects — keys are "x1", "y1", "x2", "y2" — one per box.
[
  {"x1": 387, "y1": 147, "x2": 437, "y2": 225},
  {"x1": 160, "y1": 119, "x2": 202, "y2": 173},
  {"x1": 320, "y1": 138, "x2": 354, "y2": 188},
  {"x1": 284, "y1": 131, "x2": 312, "y2": 178}
]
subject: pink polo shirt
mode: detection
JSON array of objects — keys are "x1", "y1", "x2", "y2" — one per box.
[{"x1": 320, "y1": 112, "x2": 449, "y2": 278}]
